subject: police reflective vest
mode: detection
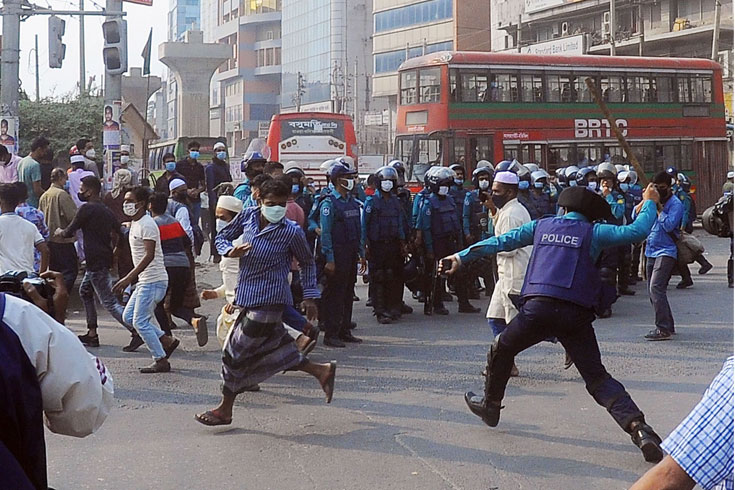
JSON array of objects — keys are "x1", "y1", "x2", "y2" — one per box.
[
  {"x1": 367, "y1": 193, "x2": 402, "y2": 242},
  {"x1": 329, "y1": 194, "x2": 361, "y2": 247},
  {"x1": 428, "y1": 194, "x2": 460, "y2": 237},
  {"x1": 521, "y1": 217, "x2": 601, "y2": 309}
]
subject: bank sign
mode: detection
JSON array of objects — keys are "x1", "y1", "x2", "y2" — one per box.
[{"x1": 521, "y1": 35, "x2": 586, "y2": 56}]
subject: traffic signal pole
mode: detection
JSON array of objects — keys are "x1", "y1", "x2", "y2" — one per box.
[
  {"x1": 104, "y1": 0, "x2": 123, "y2": 105},
  {"x1": 1, "y1": 0, "x2": 22, "y2": 117}
]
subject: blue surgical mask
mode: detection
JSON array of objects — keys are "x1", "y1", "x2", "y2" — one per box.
[
  {"x1": 291, "y1": 184, "x2": 300, "y2": 194},
  {"x1": 216, "y1": 151, "x2": 227, "y2": 160},
  {"x1": 568, "y1": 180, "x2": 577, "y2": 187},
  {"x1": 63, "y1": 181, "x2": 70, "y2": 191},
  {"x1": 215, "y1": 218, "x2": 228, "y2": 233},
  {"x1": 587, "y1": 182, "x2": 598, "y2": 191},
  {"x1": 454, "y1": 178, "x2": 463, "y2": 186},
  {"x1": 189, "y1": 150, "x2": 200, "y2": 160},
  {"x1": 518, "y1": 181, "x2": 530, "y2": 190},
  {"x1": 534, "y1": 182, "x2": 544, "y2": 189},
  {"x1": 328, "y1": 182, "x2": 335, "y2": 191},
  {"x1": 261, "y1": 204, "x2": 286, "y2": 223},
  {"x1": 165, "y1": 161, "x2": 176, "y2": 172},
  {"x1": 619, "y1": 183, "x2": 629, "y2": 192}
]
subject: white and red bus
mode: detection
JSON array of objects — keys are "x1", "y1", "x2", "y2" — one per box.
[
  {"x1": 267, "y1": 112, "x2": 358, "y2": 181},
  {"x1": 396, "y1": 51, "x2": 728, "y2": 207}
]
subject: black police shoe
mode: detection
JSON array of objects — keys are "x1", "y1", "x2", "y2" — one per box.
[
  {"x1": 618, "y1": 288, "x2": 636, "y2": 296},
  {"x1": 630, "y1": 421, "x2": 663, "y2": 463},
  {"x1": 324, "y1": 336, "x2": 346, "y2": 348},
  {"x1": 339, "y1": 331, "x2": 363, "y2": 343},
  {"x1": 433, "y1": 305, "x2": 449, "y2": 315},
  {"x1": 377, "y1": 314, "x2": 392, "y2": 325},
  {"x1": 644, "y1": 328, "x2": 672, "y2": 341},
  {"x1": 676, "y1": 278, "x2": 694, "y2": 289},
  {"x1": 400, "y1": 303, "x2": 413, "y2": 314},
  {"x1": 464, "y1": 392, "x2": 502, "y2": 427},
  {"x1": 458, "y1": 303, "x2": 481, "y2": 313}
]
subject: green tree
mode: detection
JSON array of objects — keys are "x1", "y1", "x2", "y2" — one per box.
[{"x1": 18, "y1": 96, "x2": 104, "y2": 162}]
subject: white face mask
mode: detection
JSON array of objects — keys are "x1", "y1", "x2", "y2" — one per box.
[
  {"x1": 122, "y1": 202, "x2": 138, "y2": 217},
  {"x1": 261, "y1": 204, "x2": 287, "y2": 223},
  {"x1": 86, "y1": 149, "x2": 96, "y2": 159},
  {"x1": 438, "y1": 185, "x2": 450, "y2": 196},
  {"x1": 120, "y1": 155, "x2": 130, "y2": 165},
  {"x1": 380, "y1": 180, "x2": 394, "y2": 193},
  {"x1": 215, "y1": 218, "x2": 229, "y2": 232},
  {"x1": 587, "y1": 182, "x2": 598, "y2": 191},
  {"x1": 342, "y1": 178, "x2": 355, "y2": 191},
  {"x1": 478, "y1": 180, "x2": 490, "y2": 190}
]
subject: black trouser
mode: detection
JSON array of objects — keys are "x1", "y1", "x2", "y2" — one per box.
[
  {"x1": 154, "y1": 266, "x2": 194, "y2": 334},
  {"x1": 427, "y1": 236, "x2": 469, "y2": 307},
  {"x1": 320, "y1": 248, "x2": 358, "y2": 339},
  {"x1": 631, "y1": 242, "x2": 643, "y2": 279},
  {"x1": 487, "y1": 297, "x2": 644, "y2": 432},
  {"x1": 618, "y1": 244, "x2": 632, "y2": 291},
  {"x1": 208, "y1": 205, "x2": 219, "y2": 260},
  {"x1": 48, "y1": 241, "x2": 78, "y2": 294},
  {"x1": 598, "y1": 247, "x2": 620, "y2": 311},
  {"x1": 368, "y1": 239, "x2": 404, "y2": 317}
]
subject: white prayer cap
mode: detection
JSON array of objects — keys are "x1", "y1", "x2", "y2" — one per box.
[
  {"x1": 494, "y1": 171, "x2": 519, "y2": 185},
  {"x1": 70, "y1": 154, "x2": 85, "y2": 164},
  {"x1": 120, "y1": 144, "x2": 130, "y2": 153},
  {"x1": 217, "y1": 195, "x2": 243, "y2": 213},
  {"x1": 168, "y1": 178, "x2": 187, "y2": 192},
  {"x1": 214, "y1": 141, "x2": 226, "y2": 150}
]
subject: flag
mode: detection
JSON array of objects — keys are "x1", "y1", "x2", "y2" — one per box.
[{"x1": 141, "y1": 28, "x2": 152, "y2": 75}]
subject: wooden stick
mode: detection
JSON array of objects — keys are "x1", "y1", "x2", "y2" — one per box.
[{"x1": 584, "y1": 77, "x2": 650, "y2": 186}]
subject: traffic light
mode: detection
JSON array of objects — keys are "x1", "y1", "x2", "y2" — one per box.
[
  {"x1": 102, "y1": 19, "x2": 127, "y2": 75},
  {"x1": 48, "y1": 16, "x2": 66, "y2": 69}
]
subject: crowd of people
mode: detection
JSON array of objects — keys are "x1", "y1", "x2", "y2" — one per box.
[{"x1": 0, "y1": 134, "x2": 731, "y2": 489}]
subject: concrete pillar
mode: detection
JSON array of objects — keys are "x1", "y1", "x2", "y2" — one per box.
[
  {"x1": 122, "y1": 67, "x2": 162, "y2": 118},
  {"x1": 159, "y1": 30, "x2": 231, "y2": 138}
]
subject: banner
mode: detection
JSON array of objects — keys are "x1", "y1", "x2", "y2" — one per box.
[
  {"x1": 0, "y1": 116, "x2": 19, "y2": 154},
  {"x1": 102, "y1": 101, "x2": 121, "y2": 148}
]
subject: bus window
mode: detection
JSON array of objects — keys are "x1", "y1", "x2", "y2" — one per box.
[
  {"x1": 450, "y1": 69, "x2": 459, "y2": 102},
  {"x1": 652, "y1": 76, "x2": 674, "y2": 102},
  {"x1": 546, "y1": 74, "x2": 564, "y2": 102},
  {"x1": 626, "y1": 76, "x2": 647, "y2": 103},
  {"x1": 460, "y1": 72, "x2": 488, "y2": 102},
  {"x1": 600, "y1": 74, "x2": 624, "y2": 103},
  {"x1": 396, "y1": 136, "x2": 414, "y2": 164},
  {"x1": 690, "y1": 74, "x2": 712, "y2": 103},
  {"x1": 520, "y1": 74, "x2": 543, "y2": 102},
  {"x1": 491, "y1": 73, "x2": 520, "y2": 102},
  {"x1": 400, "y1": 70, "x2": 418, "y2": 105},
  {"x1": 575, "y1": 75, "x2": 593, "y2": 102},
  {"x1": 450, "y1": 137, "x2": 466, "y2": 164},
  {"x1": 548, "y1": 144, "x2": 576, "y2": 167},
  {"x1": 677, "y1": 76, "x2": 691, "y2": 103},
  {"x1": 412, "y1": 136, "x2": 442, "y2": 182},
  {"x1": 471, "y1": 136, "x2": 493, "y2": 167},
  {"x1": 419, "y1": 68, "x2": 441, "y2": 103}
]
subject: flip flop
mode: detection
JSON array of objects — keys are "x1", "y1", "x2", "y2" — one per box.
[
  {"x1": 321, "y1": 361, "x2": 336, "y2": 404},
  {"x1": 194, "y1": 410, "x2": 232, "y2": 426},
  {"x1": 303, "y1": 338, "x2": 317, "y2": 356}
]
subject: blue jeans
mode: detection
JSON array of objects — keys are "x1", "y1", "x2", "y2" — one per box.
[
  {"x1": 79, "y1": 269, "x2": 133, "y2": 333},
  {"x1": 645, "y1": 255, "x2": 676, "y2": 333},
  {"x1": 124, "y1": 280, "x2": 168, "y2": 360},
  {"x1": 488, "y1": 318, "x2": 507, "y2": 337},
  {"x1": 190, "y1": 200, "x2": 201, "y2": 228},
  {"x1": 283, "y1": 303, "x2": 307, "y2": 332}
]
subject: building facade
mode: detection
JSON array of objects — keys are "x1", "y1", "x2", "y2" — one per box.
[{"x1": 372, "y1": 0, "x2": 491, "y2": 150}]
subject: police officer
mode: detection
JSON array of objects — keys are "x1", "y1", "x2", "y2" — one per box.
[
  {"x1": 234, "y1": 152, "x2": 266, "y2": 204},
  {"x1": 675, "y1": 173, "x2": 713, "y2": 288},
  {"x1": 319, "y1": 162, "x2": 366, "y2": 347},
  {"x1": 389, "y1": 160, "x2": 415, "y2": 315},
  {"x1": 449, "y1": 163, "x2": 469, "y2": 244},
  {"x1": 363, "y1": 166, "x2": 406, "y2": 324},
  {"x1": 410, "y1": 167, "x2": 438, "y2": 304},
  {"x1": 285, "y1": 166, "x2": 313, "y2": 218},
  {"x1": 529, "y1": 170, "x2": 556, "y2": 216},
  {"x1": 619, "y1": 170, "x2": 644, "y2": 282},
  {"x1": 564, "y1": 165, "x2": 580, "y2": 187},
  {"x1": 418, "y1": 167, "x2": 479, "y2": 315},
  {"x1": 441, "y1": 184, "x2": 666, "y2": 463},
  {"x1": 464, "y1": 163, "x2": 496, "y2": 298}
]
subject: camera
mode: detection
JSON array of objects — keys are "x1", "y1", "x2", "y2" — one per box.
[{"x1": 0, "y1": 270, "x2": 55, "y2": 314}]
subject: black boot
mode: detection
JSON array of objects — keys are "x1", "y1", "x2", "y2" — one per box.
[
  {"x1": 464, "y1": 344, "x2": 503, "y2": 427},
  {"x1": 629, "y1": 420, "x2": 663, "y2": 463},
  {"x1": 728, "y1": 258, "x2": 733, "y2": 288}
]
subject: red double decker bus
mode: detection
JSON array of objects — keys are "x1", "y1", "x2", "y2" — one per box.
[
  {"x1": 268, "y1": 112, "x2": 358, "y2": 182},
  {"x1": 395, "y1": 51, "x2": 728, "y2": 207}
]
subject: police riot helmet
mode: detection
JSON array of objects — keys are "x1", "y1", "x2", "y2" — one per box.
[
  {"x1": 531, "y1": 169, "x2": 549, "y2": 185},
  {"x1": 564, "y1": 165, "x2": 580, "y2": 180},
  {"x1": 666, "y1": 166, "x2": 678, "y2": 178},
  {"x1": 555, "y1": 167, "x2": 567, "y2": 184},
  {"x1": 596, "y1": 162, "x2": 617, "y2": 180},
  {"x1": 575, "y1": 166, "x2": 597, "y2": 186},
  {"x1": 617, "y1": 170, "x2": 639, "y2": 186},
  {"x1": 241, "y1": 138, "x2": 270, "y2": 173},
  {"x1": 471, "y1": 165, "x2": 494, "y2": 189},
  {"x1": 335, "y1": 155, "x2": 355, "y2": 171},
  {"x1": 320, "y1": 159, "x2": 336, "y2": 175},
  {"x1": 329, "y1": 161, "x2": 357, "y2": 182},
  {"x1": 476, "y1": 159, "x2": 494, "y2": 171},
  {"x1": 375, "y1": 166, "x2": 399, "y2": 187},
  {"x1": 427, "y1": 167, "x2": 455, "y2": 194},
  {"x1": 449, "y1": 162, "x2": 465, "y2": 179},
  {"x1": 388, "y1": 160, "x2": 406, "y2": 186},
  {"x1": 523, "y1": 163, "x2": 540, "y2": 173},
  {"x1": 614, "y1": 164, "x2": 625, "y2": 174},
  {"x1": 285, "y1": 166, "x2": 305, "y2": 179}
]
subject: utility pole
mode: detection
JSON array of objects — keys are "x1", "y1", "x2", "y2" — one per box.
[
  {"x1": 1, "y1": 0, "x2": 22, "y2": 117},
  {"x1": 637, "y1": 1, "x2": 644, "y2": 56},
  {"x1": 79, "y1": 0, "x2": 86, "y2": 96},
  {"x1": 104, "y1": 0, "x2": 123, "y2": 105},
  {"x1": 34, "y1": 35, "x2": 40, "y2": 101},
  {"x1": 609, "y1": 0, "x2": 616, "y2": 55},
  {"x1": 712, "y1": 0, "x2": 722, "y2": 60}
]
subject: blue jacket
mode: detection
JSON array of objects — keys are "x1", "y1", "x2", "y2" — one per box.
[
  {"x1": 458, "y1": 200, "x2": 658, "y2": 264},
  {"x1": 318, "y1": 189, "x2": 365, "y2": 262},
  {"x1": 637, "y1": 195, "x2": 684, "y2": 259}
]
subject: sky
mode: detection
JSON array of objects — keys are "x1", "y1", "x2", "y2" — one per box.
[{"x1": 13, "y1": 0, "x2": 170, "y2": 99}]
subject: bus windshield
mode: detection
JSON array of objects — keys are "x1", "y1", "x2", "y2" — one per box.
[{"x1": 396, "y1": 134, "x2": 442, "y2": 182}]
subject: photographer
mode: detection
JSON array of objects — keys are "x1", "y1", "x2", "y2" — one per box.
[{"x1": 0, "y1": 270, "x2": 114, "y2": 489}]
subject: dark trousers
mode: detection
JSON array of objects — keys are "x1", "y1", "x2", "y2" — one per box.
[
  {"x1": 426, "y1": 236, "x2": 470, "y2": 308},
  {"x1": 48, "y1": 241, "x2": 78, "y2": 293},
  {"x1": 283, "y1": 303, "x2": 307, "y2": 332},
  {"x1": 618, "y1": 244, "x2": 632, "y2": 290},
  {"x1": 208, "y1": 206, "x2": 219, "y2": 260},
  {"x1": 79, "y1": 269, "x2": 133, "y2": 333},
  {"x1": 645, "y1": 255, "x2": 676, "y2": 333},
  {"x1": 368, "y1": 240, "x2": 404, "y2": 317},
  {"x1": 631, "y1": 242, "x2": 643, "y2": 279},
  {"x1": 154, "y1": 266, "x2": 194, "y2": 334},
  {"x1": 320, "y1": 249, "x2": 358, "y2": 339},
  {"x1": 488, "y1": 298, "x2": 644, "y2": 432}
]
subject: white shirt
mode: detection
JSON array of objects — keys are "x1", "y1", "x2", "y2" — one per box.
[
  {"x1": 129, "y1": 214, "x2": 168, "y2": 284},
  {"x1": 174, "y1": 206, "x2": 194, "y2": 244},
  {"x1": 0, "y1": 212, "x2": 44, "y2": 274},
  {"x1": 0, "y1": 153, "x2": 21, "y2": 183},
  {"x1": 486, "y1": 197, "x2": 533, "y2": 323}
]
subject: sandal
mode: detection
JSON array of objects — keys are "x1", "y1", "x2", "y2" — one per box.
[
  {"x1": 321, "y1": 361, "x2": 337, "y2": 404},
  {"x1": 195, "y1": 410, "x2": 232, "y2": 426}
]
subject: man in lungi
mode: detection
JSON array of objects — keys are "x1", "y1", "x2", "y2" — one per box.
[{"x1": 196, "y1": 178, "x2": 336, "y2": 426}]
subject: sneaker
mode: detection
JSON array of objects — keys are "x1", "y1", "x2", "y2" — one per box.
[
  {"x1": 122, "y1": 334, "x2": 145, "y2": 352},
  {"x1": 78, "y1": 333, "x2": 99, "y2": 347},
  {"x1": 698, "y1": 262, "x2": 713, "y2": 275},
  {"x1": 192, "y1": 316, "x2": 209, "y2": 347},
  {"x1": 644, "y1": 328, "x2": 672, "y2": 341}
]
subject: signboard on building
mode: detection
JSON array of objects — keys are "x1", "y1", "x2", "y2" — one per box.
[
  {"x1": 521, "y1": 34, "x2": 586, "y2": 55},
  {"x1": 524, "y1": 0, "x2": 582, "y2": 14},
  {"x1": 364, "y1": 112, "x2": 383, "y2": 126},
  {"x1": 258, "y1": 121, "x2": 270, "y2": 139}
]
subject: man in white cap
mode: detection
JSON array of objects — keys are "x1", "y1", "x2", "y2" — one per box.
[
  {"x1": 167, "y1": 178, "x2": 194, "y2": 244},
  {"x1": 68, "y1": 148, "x2": 95, "y2": 208},
  {"x1": 118, "y1": 145, "x2": 139, "y2": 186},
  {"x1": 485, "y1": 170, "x2": 532, "y2": 376}
]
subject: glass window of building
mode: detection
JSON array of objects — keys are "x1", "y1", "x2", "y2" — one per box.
[
  {"x1": 401, "y1": 70, "x2": 418, "y2": 105},
  {"x1": 374, "y1": 0, "x2": 452, "y2": 33},
  {"x1": 419, "y1": 68, "x2": 441, "y2": 103},
  {"x1": 520, "y1": 73, "x2": 543, "y2": 102},
  {"x1": 460, "y1": 72, "x2": 488, "y2": 102}
]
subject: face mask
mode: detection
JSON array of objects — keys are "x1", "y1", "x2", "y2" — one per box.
[
  {"x1": 518, "y1": 181, "x2": 530, "y2": 190},
  {"x1": 342, "y1": 179, "x2": 355, "y2": 191},
  {"x1": 438, "y1": 185, "x2": 449, "y2": 196},
  {"x1": 380, "y1": 180, "x2": 394, "y2": 192},
  {"x1": 454, "y1": 178, "x2": 463, "y2": 186},
  {"x1": 123, "y1": 202, "x2": 138, "y2": 217},
  {"x1": 63, "y1": 181, "x2": 70, "y2": 191},
  {"x1": 491, "y1": 193, "x2": 509, "y2": 209},
  {"x1": 215, "y1": 218, "x2": 229, "y2": 232},
  {"x1": 328, "y1": 182, "x2": 335, "y2": 191},
  {"x1": 165, "y1": 161, "x2": 176, "y2": 172},
  {"x1": 120, "y1": 155, "x2": 130, "y2": 165},
  {"x1": 216, "y1": 151, "x2": 227, "y2": 160},
  {"x1": 619, "y1": 183, "x2": 629, "y2": 192},
  {"x1": 291, "y1": 184, "x2": 300, "y2": 195},
  {"x1": 478, "y1": 180, "x2": 490, "y2": 190},
  {"x1": 77, "y1": 191, "x2": 88, "y2": 202},
  {"x1": 261, "y1": 204, "x2": 286, "y2": 223},
  {"x1": 189, "y1": 150, "x2": 200, "y2": 160},
  {"x1": 587, "y1": 182, "x2": 598, "y2": 191},
  {"x1": 568, "y1": 180, "x2": 577, "y2": 187},
  {"x1": 85, "y1": 149, "x2": 95, "y2": 159},
  {"x1": 534, "y1": 182, "x2": 544, "y2": 189}
]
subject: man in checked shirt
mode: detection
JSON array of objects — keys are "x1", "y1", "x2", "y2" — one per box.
[{"x1": 631, "y1": 357, "x2": 733, "y2": 489}]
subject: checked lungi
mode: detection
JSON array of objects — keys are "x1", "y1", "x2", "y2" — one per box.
[{"x1": 221, "y1": 306, "x2": 305, "y2": 396}]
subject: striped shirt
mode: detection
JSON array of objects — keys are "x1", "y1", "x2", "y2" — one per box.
[
  {"x1": 153, "y1": 214, "x2": 191, "y2": 268},
  {"x1": 662, "y1": 357, "x2": 734, "y2": 490},
  {"x1": 215, "y1": 206, "x2": 319, "y2": 309}
]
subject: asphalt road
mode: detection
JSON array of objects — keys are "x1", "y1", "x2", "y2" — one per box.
[{"x1": 46, "y1": 230, "x2": 733, "y2": 490}]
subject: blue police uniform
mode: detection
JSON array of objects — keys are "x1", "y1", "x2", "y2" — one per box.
[
  {"x1": 597, "y1": 189, "x2": 629, "y2": 308},
  {"x1": 233, "y1": 179, "x2": 251, "y2": 203},
  {"x1": 396, "y1": 187, "x2": 413, "y2": 238},
  {"x1": 363, "y1": 190, "x2": 405, "y2": 320},
  {"x1": 529, "y1": 188, "x2": 556, "y2": 217},
  {"x1": 459, "y1": 200, "x2": 661, "y2": 441},
  {"x1": 517, "y1": 189, "x2": 541, "y2": 220},
  {"x1": 319, "y1": 189, "x2": 364, "y2": 341},
  {"x1": 450, "y1": 185, "x2": 470, "y2": 247},
  {"x1": 463, "y1": 190, "x2": 491, "y2": 241},
  {"x1": 411, "y1": 188, "x2": 429, "y2": 228}
]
